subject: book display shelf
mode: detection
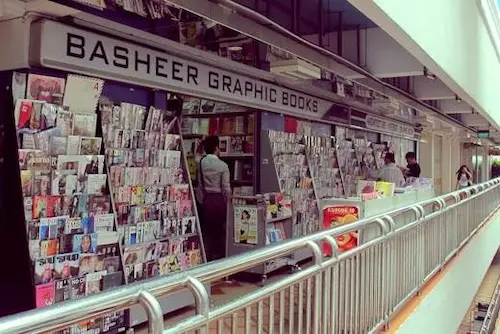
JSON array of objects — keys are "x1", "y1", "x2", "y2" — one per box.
[
  {"x1": 98, "y1": 97, "x2": 206, "y2": 326},
  {"x1": 14, "y1": 72, "x2": 127, "y2": 333},
  {"x1": 181, "y1": 97, "x2": 256, "y2": 196}
]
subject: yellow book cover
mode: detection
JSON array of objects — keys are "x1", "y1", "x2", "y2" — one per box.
[{"x1": 376, "y1": 181, "x2": 395, "y2": 197}]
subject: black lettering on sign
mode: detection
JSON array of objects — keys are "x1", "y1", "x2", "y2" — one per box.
[
  {"x1": 282, "y1": 92, "x2": 289, "y2": 106},
  {"x1": 67, "y1": 33, "x2": 85, "y2": 59},
  {"x1": 233, "y1": 79, "x2": 243, "y2": 95},
  {"x1": 155, "y1": 57, "x2": 168, "y2": 78},
  {"x1": 134, "y1": 51, "x2": 150, "y2": 74},
  {"x1": 290, "y1": 93, "x2": 297, "y2": 108},
  {"x1": 244, "y1": 82, "x2": 253, "y2": 97},
  {"x1": 187, "y1": 66, "x2": 198, "y2": 85},
  {"x1": 113, "y1": 46, "x2": 129, "y2": 68},
  {"x1": 255, "y1": 84, "x2": 263, "y2": 100},
  {"x1": 89, "y1": 41, "x2": 109, "y2": 64},
  {"x1": 208, "y1": 71, "x2": 219, "y2": 89},
  {"x1": 298, "y1": 96, "x2": 305, "y2": 109},
  {"x1": 222, "y1": 75, "x2": 232, "y2": 93},
  {"x1": 305, "y1": 98, "x2": 312, "y2": 111},
  {"x1": 270, "y1": 88, "x2": 277, "y2": 103},
  {"x1": 313, "y1": 100, "x2": 318, "y2": 113},
  {"x1": 171, "y1": 61, "x2": 183, "y2": 81}
]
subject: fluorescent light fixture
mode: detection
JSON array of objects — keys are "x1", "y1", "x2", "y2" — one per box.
[
  {"x1": 228, "y1": 45, "x2": 243, "y2": 51},
  {"x1": 423, "y1": 66, "x2": 436, "y2": 80},
  {"x1": 271, "y1": 58, "x2": 321, "y2": 80}
]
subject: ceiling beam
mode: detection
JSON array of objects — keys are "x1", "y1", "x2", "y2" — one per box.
[
  {"x1": 440, "y1": 99, "x2": 473, "y2": 114},
  {"x1": 412, "y1": 76, "x2": 455, "y2": 100}
]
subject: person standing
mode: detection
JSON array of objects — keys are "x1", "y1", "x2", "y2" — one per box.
[
  {"x1": 456, "y1": 165, "x2": 473, "y2": 190},
  {"x1": 403, "y1": 152, "x2": 421, "y2": 178},
  {"x1": 198, "y1": 136, "x2": 231, "y2": 261},
  {"x1": 369, "y1": 152, "x2": 406, "y2": 187}
]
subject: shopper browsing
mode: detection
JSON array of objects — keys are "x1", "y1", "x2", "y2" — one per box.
[
  {"x1": 456, "y1": 165, "x2": 473, "y2": 190},
  {"x1": 198, "y1": 136, "x2": 231, "y2": 261},
  {"x1": 366, "y1": 152, "x2": 405, "y2": 187},
  {"x1": 401, "y1": 152, "x2": 421, "y2": 178}
]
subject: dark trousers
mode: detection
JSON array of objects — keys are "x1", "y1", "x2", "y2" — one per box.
[{"x1": 201, "y1": 193, "x2": 227, "y2": 262}]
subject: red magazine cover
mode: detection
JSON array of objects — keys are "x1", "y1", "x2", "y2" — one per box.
[
  {"x1": 35, "y1": 282, "x2": 55, "y2": 309},
  {"x1": 17, "y1": 100, "x2": 33, "y2": 128}
]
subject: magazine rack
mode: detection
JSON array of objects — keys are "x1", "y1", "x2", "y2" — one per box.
[{"x1": 225, "y1": 194, "x2": 296, "y2": 285}]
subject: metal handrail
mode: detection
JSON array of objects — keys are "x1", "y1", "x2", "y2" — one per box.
[{"x1": 0, "y1": 178, "x2": 499, "y2": 333}]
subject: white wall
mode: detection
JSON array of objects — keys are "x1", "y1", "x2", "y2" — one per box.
[{"x1": 349, "y1": 0, "x2": 500, "y2": 129}]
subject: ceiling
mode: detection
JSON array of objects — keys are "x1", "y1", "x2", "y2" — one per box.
[{"x1": 235, "y1": 0, "x2": 376, "y2": 35}]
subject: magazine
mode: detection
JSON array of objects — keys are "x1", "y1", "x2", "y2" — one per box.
[
  {"x1": 49, "y1": 137, "x2": 68, "y2": 155},
  {"x1": 35, "y1": 282, "x2": 55, "y2": 309},
  {"x1": 27, "y1": 74, "x2": 65, "y2": 104},
  {"x1": 54, "y1": 278, "x2": 71, "y2": 303},
  {"x1": 233, "y1": 206, "x2": 258, "y2": 245},
  {"x1": 69, "y1": 276, "x2": 86, "y2": 299},
  {"x1": 56, "y1": 110, "x2": 74, "y2": 136},
  {"x1": 35, "y1": 256, "x2": 55, "y2": 285},
  {"x1": 79, "y1": 137, "x2": 102, "y2": 155},
  {"x1": 54, "y1": 252, "x2": 80, "y2": 279},
  {"x1": 94, "y1": 213, "x2": 115, "y2": 232},
  {"x1": 86, "y1": 270, "x2": 107, "y2": 296},
  {"x1": 73, "y1": 233, "x2": 97, "y2": 254},
  {"x1": 20, "y1": 170, "x2": 34, "y2": 196},
  {"x1": 73, "y1": 113, "x2": 97, "y2": 137},
  {"x1": 51, "y1": 171, "x2": 78, "y2": 195}
]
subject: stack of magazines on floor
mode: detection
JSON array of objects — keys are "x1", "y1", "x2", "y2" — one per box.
[{"x1": 13, "y1": 72, "x2": 126, "y2": 333}]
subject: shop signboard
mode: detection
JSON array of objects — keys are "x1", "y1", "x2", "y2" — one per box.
[
  {"x1": 365, "y1": 114, "x2": 415, "y2": 139},
  {"x1": 322, "y1": 205, "x2": 360, "y2": 256},
  {"x1": 29, "y1": 20, "x2": 335, "y2": 120}
]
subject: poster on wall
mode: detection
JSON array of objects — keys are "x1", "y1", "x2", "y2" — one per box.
[
  {"x1": 322, "y1": 205, "x2": 360, "y2": 256},
  {"x1": 234, "y1": 206, "x2": 258, "y2": 245}
]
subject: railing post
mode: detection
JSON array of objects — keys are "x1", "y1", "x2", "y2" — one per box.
[
  {"x1": 138, "y1": 290, "x2": 165, "y2": 334},
  {"x1": 186, "y1": 277, "x2": 210, "y2": 334},
  {"x1": 306, "y1": 241, "x2": 323, "y2": 334}
]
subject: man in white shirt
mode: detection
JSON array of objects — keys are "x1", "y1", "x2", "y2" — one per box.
[
  {"x1": 198, "y1": 136, "x2": 231, "y2": 261},
  {"x1": 367, "y1": 152, "x2": 405, "y2": 187}
]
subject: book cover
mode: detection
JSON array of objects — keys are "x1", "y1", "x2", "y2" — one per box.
[
  {"x1": 102, "y1": 272, "x2": 123, "y2": 291},
  {"x1": 87, "y1": 174, "x2": 107, "y2": 195},
  {"x1": 165, "y1": 150, "x2": 181, "y2": 168},
  {"x1": 35, "y1": 282, "x2": 55, "y2": 309},
  {"x1": 86, "y1": 270, "x2": 106, "y2": 296},
  {"x1": 34, "y1": 256, "x2": 55, "y2": 285},
  {"x1": 27, "y1": 74, "x2": 65, "y2": 104},
  {"x1": 79, "y1": 137, "x2": 102, "y2": 155},
  {"x1": 94, "y1": 213, "x2": 115, "y2": 232},
  {"x1": 40, "y1": 103, "x2": 60, "y2": 129},
  {"x1": 54, "y1": 252, "x2": 80, "y2": 279},
  {"x1": 103, "y1": 256, "x2": 121, "y2": 274},
  {"x1": 20, "y1": 170, "x2": 34, "y2": 196},
  {"x1": 54, "y1": 278, "x2": 71, "y2": 303},
  {"x1": 233, "y1": 206, "x2": 258, "y2": 245},
  {"x1": 15, "y1": 99, "x2": 33, "y2": 128},
  {"x1": 69, "y1": 276, "x2": 86, "y2": 299},
  {"x1": 73, "y1": 113, "x2": 97, "y2": 137},
  {"x1": 25, "y1": 151, "x2": 51, "y2": 170},
  {"x1": 56, "y1": 110, "x2": 74, "y2": 137},
  {"x1": 72, "y1": 233, "x2": 97, "y2": 253},
  {"x1": 78, "y1": 254, "x2": 98, "y2": 275},
  {"x1": 33, "y1": 171, "x2": 51, "y2": 196},
  {"x1": 181, "y1": 216, "x2": 196, "y2": 235},
  {"x1": 51, "y1": 171, "x2": 78, "y2": 196},
  {"x1": 49, "y1": 136, "x2": 68, "y2": 156},
  {"x1": 40, "y1": 240, "x2": 58, "y2": 257}
]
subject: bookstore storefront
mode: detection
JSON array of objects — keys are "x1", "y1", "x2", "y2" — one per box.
[{"x1": 0, "y1": 17, "x2": 422, "y2": 331}]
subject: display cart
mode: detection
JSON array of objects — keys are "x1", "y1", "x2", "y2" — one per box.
[{"x1": 226, "y1": 194, "x2": 298, "y2": 285}]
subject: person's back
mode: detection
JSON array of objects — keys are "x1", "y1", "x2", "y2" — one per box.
[{"x1": 378, "y1": 152, "x2": 405, "y2": 187}]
